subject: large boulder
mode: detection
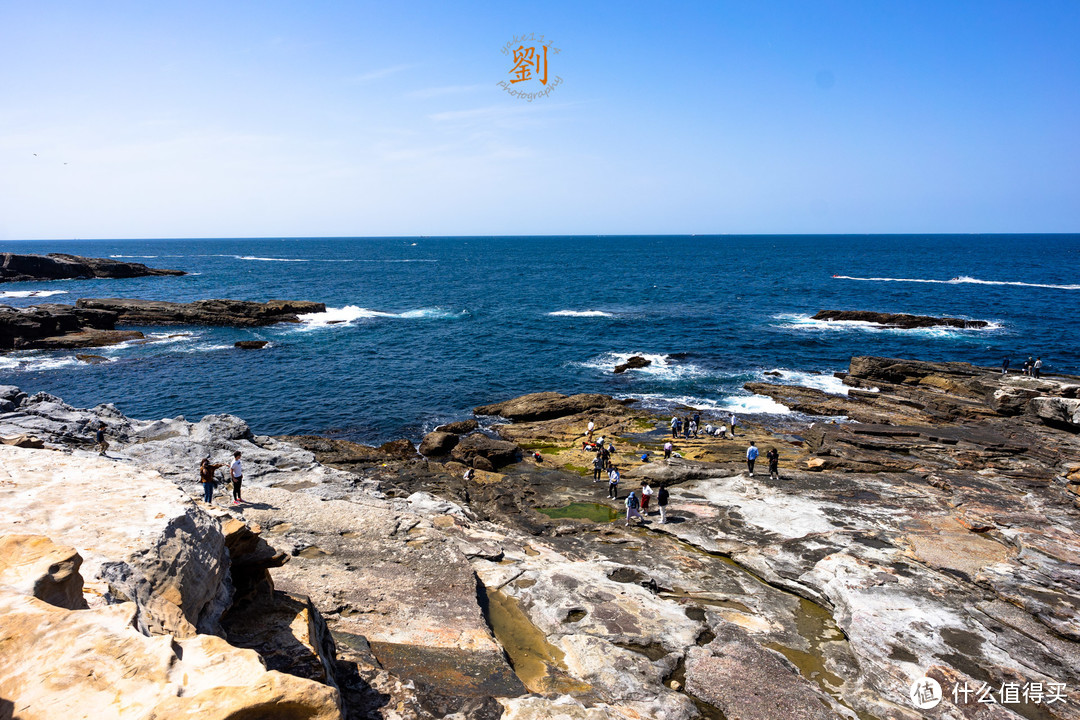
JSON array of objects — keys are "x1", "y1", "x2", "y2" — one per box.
[
  {"x1": 0, "y1": 252, "x2": 185, "y2": 282},
  {"x1": 0, "y1": 589, "x2": 342, "y2": 720},
  {"x1": 0, "y1": 445, "x2": 232, "y2": 637},
  {"x1": 419, "y1": 430, "x2": 460, "y2": 457},
  {"x1": 1030, "y1": 397, "x2": 1080, "y2": 429},
  {"x1": 435, "y1": 419, "x2": 478, "y2": 435},
  {"x1": 475, "y1": 392, "x2": 622, "y2": 422},
  {"x1": 451, "y1": 433, "x2": 521, "y2": 469},
  {"x1": 986, "y1": 386, "x2": 1039, "y2": 416},
  {"x1": 0, "y1": 535, "x2": 86, "y2": 610}
]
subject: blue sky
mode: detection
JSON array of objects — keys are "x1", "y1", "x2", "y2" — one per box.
[{"x1": 1, "y1": 1, "x2": 1078, "y2": 238}]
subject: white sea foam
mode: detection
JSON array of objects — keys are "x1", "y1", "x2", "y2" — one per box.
[
  {"x1": 833, "y1": 275, "x2": 1080, "y2": 290},
  {"x1": 108, "y1": 254, "x2": 158, "y2": 259},
  {"x1": 0, "y1": 354, "x2": 84, "y2": 372},
  {"x1": 234, "y1": 256, "x2": 310, "y2": 262},
  {"x1": 624, "y1": 392, "x2": 792, "y2": 415},
  {"x1": 547, "y1": 310, "x2": 614, "y2": 317},
  {"x1": 298, "y1": 305, "x2": 467, "y2": 328},
  {"x1": 772, "y1": 313, "x2": 1002, "y2": 335},
  {"x1": 0, "y1": 290, "x2": 69, "y2": 298},
  {"x1": 762, "y1": 369, "x2": 854, "y2": 396},
  {"x1": 578, "y1": 352, "x2": 708, "y2": 380}
]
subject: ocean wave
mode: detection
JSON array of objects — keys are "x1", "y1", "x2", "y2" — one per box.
[
  {"x1": 175, "y1": 343, "x2": 237, "y2": 353},
  {"x1": 0, "y1": 290, "x2": 69, "y2": 298},
  {"x1": 547, "y1": 310, "x2": 614, "y2": 317},
  {"x1": 833, "y1": 274, "x2": 1080, "y2": 290},
  {"x1": 772, "y1": 313, "x2": 1002, "y2": 335},
  {"x1": 578, "y1": 352, "x2": 708, "y2": 380},
  {"x1": 0, "y1": 354, "x2": 86, "y2": 372},
  {"x1": 108, "y1": 254, "x2": 158, "y2": 259},
  {"x1": 623, "y1": 392, "x2": 792, "y2": 415},
  {"x1": 234, "y1": 256, "x2": 310, "y2": 262},
  {"x1": 298, "y1": 305, "x2": 468, "y2": 328},
  {"x1": 761, "y1": 368, "x2": 855, "y2": 396}
]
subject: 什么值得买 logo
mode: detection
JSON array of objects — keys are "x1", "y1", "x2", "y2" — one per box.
[{"x1": 499, "y1": 34, "x2": 562, "y2": 101}]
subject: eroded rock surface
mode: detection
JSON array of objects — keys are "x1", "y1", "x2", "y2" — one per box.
[
  {"x1": 0, "y1": 252, "x2": 185, "y2": 282},
  {"x1": 77, "y1": 297, "x2": 326, "y2": 326}
]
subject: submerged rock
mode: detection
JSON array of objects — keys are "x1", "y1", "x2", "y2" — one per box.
[
  {"x1": 613, "y1": 355, "x2": 651, "y2": 374},
  {"x1": 234, "y1": 340, "x2": 269, "y2": 349}
]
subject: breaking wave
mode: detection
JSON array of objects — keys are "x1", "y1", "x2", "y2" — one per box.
[
  {"x1": 833, "y1": 275, "x2": 1080, "y2": 290},
  {"x1": 577, "y1": 352, "x2": 708, "y2": 380},
  {"x1": 0, "y1": 290, "x2": 69, "y2": 298},
  {"x1": 547, "y1": 310, "x2": 614, "y2": 317},
  {"x1": 298, "y1": 305, "x2": 469, "y2": 328},
  {"x1": 772, "y1": 313, "x2": 1002, "y2": 336}
]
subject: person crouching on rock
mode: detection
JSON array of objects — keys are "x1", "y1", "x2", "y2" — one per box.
[
  {"x1": 625, "y1": 489, "x2": 645, "y2": 526},
  {"x1": 199, "y1": 457, "x2": 224, "y2": 504},
  {"x1": 229, "y1": 451, "x2": 244, "y2": 504}
]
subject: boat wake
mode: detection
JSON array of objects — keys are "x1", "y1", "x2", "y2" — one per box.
[{"x1": 833, "y1": 275, "x2": 1080, "y2": 290}]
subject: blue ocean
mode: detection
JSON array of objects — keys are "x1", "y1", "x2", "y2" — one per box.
[{"x1": 1, "y1": 235, "x2": 1077, "y2": 443}]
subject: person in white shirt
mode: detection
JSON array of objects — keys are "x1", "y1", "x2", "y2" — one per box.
[
  {"x1": 586, "y1": 419, "x2": 595, "y2": 441},
  {"x1": 229, "y1": 451, "x2": 244, "y2": 504}
]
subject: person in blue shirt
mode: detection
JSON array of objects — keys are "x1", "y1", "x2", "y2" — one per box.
[{"x1": 746, "y1": 441, "x2": 759, "y2": 476}]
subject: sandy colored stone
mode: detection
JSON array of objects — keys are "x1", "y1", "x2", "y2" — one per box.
[
  {"x1": 0, "y1": 588, "x2": 342, "y2": 720},
  {"x1": 0, "y1": 534, "x2": 86, "y2": 609}
]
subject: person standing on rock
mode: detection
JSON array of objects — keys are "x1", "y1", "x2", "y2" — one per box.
[
  {"x1": 689, "y1": 418, "x2": 698, "y2": 438},
  {"x1": 592, "y1": 453, "x2": 604, "y2": 482},
  {"x1": 95, "y1": 424, "x2": 109, "y2": 456},
  {"x1": 656, "y1": 484, "x2": 669, "y2": 523},
  {"x1": 199, "y1": 457, "x2": 224, "y2": 504},
  {"x1": 229, "y1": 451, "x2": 245, "y2": 504},
  {"x1": 587, "y1": 419, "x2": 595, "y2": 441},
  {"x1": 730, "y1": 413, "x2": 738, "y2": 438},
  {"x1": 607, "y1": 466, "x2": 620, "y2": 499},
  {"x1": 766, "y1": 447, "x2": 779, "y2": 480},
  {"x1": 746, "y1": 441, "x2": 758, "y2": 477},
  {"x1": 670, "y1": 416, "x2": 680, "y2": 437},
  {"x1": 640, "y1": 482, "x2": 653, "y2": 513},
  {"x1": 1033, "y1": 357, "x2": 1042, "y2": 378},
  {"x1": 1002, "y1": 357, "x2": 1010, "y2": 374},
  {"x1": 664, "y1": 441, "x2": 673, "y2": 459},
  {"x1": 625, "y1": 489, "x2": 644, "y2": 526}
]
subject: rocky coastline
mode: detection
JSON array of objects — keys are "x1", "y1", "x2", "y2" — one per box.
[
  {"x1": 0, "y1": 253, "x2": 185, "y2": 282},
  {"x1": 0, "y1": 298, "x2": 325, "y2": 350},
  {"x1": 0, "y1": 356, "x2": 1078, "y2": 720}
]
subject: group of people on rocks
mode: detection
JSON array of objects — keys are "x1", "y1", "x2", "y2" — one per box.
[
  {"x1": 1003, "y1": 356, "x2": 1043, "y2": 378},
  {"x1": 669, "y1": 412, "x2": 739, "y2": 439},
  {"x1": 198, "y1": 451, "x2": 246, "y2": 505},
  {"x1": 623, "y1": 480, "x2": 669, "y2": 526}
]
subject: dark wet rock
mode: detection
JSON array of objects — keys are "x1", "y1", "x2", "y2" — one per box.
[
  {"x1": 812, "y1": 310, "x2": 988, "y2": 329},
  {"x1": 77, "y1": 298, "x2": 325, "y2": 327},
  {"x1": 0, "y1": 303, "x2": 140, "y2": 350},
  {"x1": 418, "y1": 431, "x2": 459, "y2": 457},
  {"x1": 475, "y1": 392, "x2": 624, "y2": 422},
  {"x1": 435, "y1": 419, "x2": 478, "y2": 435},
  {"x1": 377, "y1": 439, "x2": 417, "y2": 459},
  {"x1": 234, "y1": 340, "x2": 269, "y2": 350},
  {"x1": 451, "y1": 434, "x2": 521, "y2": 470},
  {"x1": 75, "y1": 354, "x2": 108, "y2": 363},
  {"x1": 0, "y1": 253, "x2": 185, "y2": 282},
  {"x1": 613, "y1": 355, "x2": 651, "y2": 374}
]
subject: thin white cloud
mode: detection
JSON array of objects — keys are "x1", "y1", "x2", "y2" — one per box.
[
  {"x1": 406, "y1": 84, "x2": 487, "y2": 99},
  {"x1": 347, "y1": 64, "x2": 417, "y2": 84}
]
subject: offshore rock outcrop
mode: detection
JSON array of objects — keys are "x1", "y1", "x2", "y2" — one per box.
[
  {"x1": 0, "y1": 303, "x2": 142, "y2": 350},
  {"x1": 812, "y1": 310, "x2": 990, "y2": 329},
  {"x1": 77, "y1": 297, "x2": 325, "y2": 326},
  {"x1": 0, "y1": 252, "x2": 186, "y2": 281}
]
